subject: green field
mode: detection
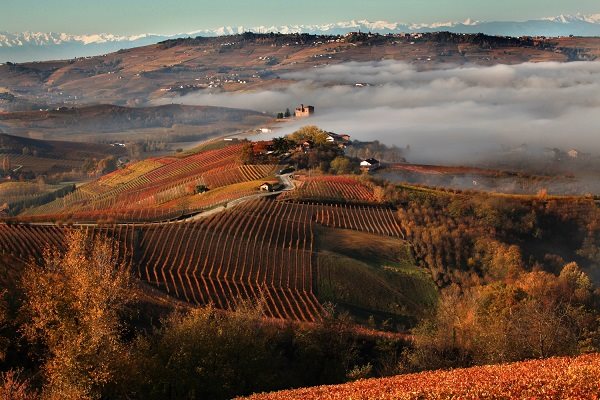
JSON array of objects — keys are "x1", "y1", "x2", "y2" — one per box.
[{"x1": 315, "y1": 226, "x2": 438, "y2": 330}]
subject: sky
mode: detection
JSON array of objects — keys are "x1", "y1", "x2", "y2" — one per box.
[{"x1": 2, "y1": 0, "x2": 600, "y2": 35}]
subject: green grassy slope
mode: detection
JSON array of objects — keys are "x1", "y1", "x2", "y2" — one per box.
[{"x1": 315, "y1": 226, "x2": 438, "y2": 330}]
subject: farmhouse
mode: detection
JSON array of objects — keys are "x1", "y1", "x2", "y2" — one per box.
[
  {"x1": 260, "y1": 182, "x2": 274, "y2": 192},
  {"x1": 325, "y1": 132, "x2": 351, "y2": 143},
  {"x1": 568, "y1": 149, "x2": 580, "y2": 158},
  {"x1": 360, "y1": 158, "x2": 380, "y2": 171},
  {"x1": 295, "y1": 104, "x2": 314, "y2": 117}
]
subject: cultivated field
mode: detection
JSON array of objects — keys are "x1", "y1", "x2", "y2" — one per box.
[
  {"x1": 282, "y1": 175, "x2": 379, "y2": 203},
  {"x1": 21, "y1": 142, "x2": 276, "y2": 222},
  {"x1": 243, "y1": 353, "x2": 600, "y2": 399},
  {"x1": 0, "y1": 195, "x2": 415, "y2": 323}
]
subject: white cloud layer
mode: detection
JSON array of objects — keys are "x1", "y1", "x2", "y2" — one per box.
[{"x1": 163, "y1": 61, "x2": 600, "y2": 163}]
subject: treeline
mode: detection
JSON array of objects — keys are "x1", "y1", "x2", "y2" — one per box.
[
  {"x1": 0, "y1": 232, "x2": 407, "y2": 400},
  {"x1": 158, "y1": 31, "x2": 538, "y2": 51},
  {"x1": 344, "y1": 140, "x2": 406, "y2": 163},
  {"x1": 369, "y1": 181, "x2": 600, "y2": 371}
]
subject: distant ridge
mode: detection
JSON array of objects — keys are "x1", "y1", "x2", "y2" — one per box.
[{"x1": 2, "y1": 13, "x2": 600, "y2": 63}]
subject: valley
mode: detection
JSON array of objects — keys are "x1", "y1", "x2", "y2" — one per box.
[{"x1": 0, "y1": 27, "x2": 599, "y2": 400}]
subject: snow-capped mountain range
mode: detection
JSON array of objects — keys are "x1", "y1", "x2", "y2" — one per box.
[{"x1": 2, "y1": 14, "x2": 600, "y2": 63}]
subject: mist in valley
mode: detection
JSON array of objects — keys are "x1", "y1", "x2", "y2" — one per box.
[{"x1": 163, "y1": 60, "x2": 600, "y2": 168}]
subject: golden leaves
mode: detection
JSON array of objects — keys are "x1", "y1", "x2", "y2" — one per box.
[{"x1": 243, "y1": 354, "x2": 600, "y2": 400}]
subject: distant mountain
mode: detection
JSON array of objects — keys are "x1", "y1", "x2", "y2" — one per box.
[
  {"x1": 2, "y1": 13, "x2": 600, "y2": 63},
  {"x1": 0, "y1": 32, "x2": 173, "y2": 63}
]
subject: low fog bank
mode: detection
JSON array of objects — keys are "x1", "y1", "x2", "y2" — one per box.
[{"x1": 161, "y1": 61, "x2": 600, "y2": 165}]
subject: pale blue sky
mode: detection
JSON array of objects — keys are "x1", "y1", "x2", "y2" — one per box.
[{"x1": 2, "y1": 0, "x2": 600, "y2": 35}]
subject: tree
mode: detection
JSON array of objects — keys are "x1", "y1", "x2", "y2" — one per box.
[
  {"x1": 330, "y1": 156, "x2": 351, "y2": 175},
  {"x1": 0, "y1": 371, "x2": 38, "y2": 400},
  {"x1": 130, "y1": 301, "x2": 282, "y2": 400},
  {"x1": 0, "y1": 290, "x2": 7, "y2": 363},
  {"x1": 277, "y1": 112, "x2": 284, "y2": 119},
  {"x1": 1, "y1": 155, "x2": 10, "y2": 173},
  {"x1": 195, "y1": 184, "x2": 209, "y2": 194},
  {"x1": 21, "y1": 231, "x2": 133, "y2": 399},
  {"x1": 403, "y1": 266, "x2": 600, "y2": 372},
  {"x1": 239, "y1": 142, "x2": 255, "y2": 165},
  {"x1": 288, "y1": 126, "x2": 329, "y2": 145},
  {"x1": 96, "y1": 156, "x2": 118, "y2": 175},
  {"x1": 272, "y1": 137, "x2": 293, "y2": 154},
  {"x1": 284, "y1": 108, "x2": 291, "y2": 118}
]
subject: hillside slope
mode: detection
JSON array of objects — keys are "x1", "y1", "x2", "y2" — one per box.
[
  {"x1": 0, "y1": 104, "x2": 270, "y2": 142},
  {"x1": 0, "y1": 132, "x2": 124, "y2": 160},
  {"x1": 244, "y1": 354, "x2": 600, "y2": 400},
  {"x1": 1, "y1": 33, "x2": 599, "y2": 109}
]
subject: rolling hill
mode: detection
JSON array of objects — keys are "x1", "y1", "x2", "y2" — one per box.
[
  {"x1": 3, "y1": 14, "x2": 600, "y2": 63},
  {"x1": 1, "y1": 32, "x2": 599, "y2": 112},
  {"x1": 0, "y1": 104, "x2": 271, "y2": 143},
  {"x1": 0, "y1": 132, "x2": 125, "y2": 160},
  {"x1": 242, "y1": 353, "x2": 600, "y2": 399}
]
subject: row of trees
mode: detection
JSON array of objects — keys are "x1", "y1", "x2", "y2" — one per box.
[{"x1": 276, "y1": 108, "x2": 292, "y2": 119}]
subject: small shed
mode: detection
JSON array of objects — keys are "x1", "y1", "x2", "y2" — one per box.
[
  {"x1": 260, "y1": 182, "x2": 274, "y2": 192},
  {"x1": 360, "y1": 158, "x2": 380, "y2": 171}
]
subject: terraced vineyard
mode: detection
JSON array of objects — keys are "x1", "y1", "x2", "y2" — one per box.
[
  {"x1": 136, "y1": 198, "x2": 321, "y2": 321},
  {"x1": 0, "y1": 196, "x2": 410, "y2": 322},
  {"x1": 1, "y1": 133, "x2": 414, "y2": 324},
  {"x1": 314, "y1": 203, "x2": 404, "y2": 238},
  {"x1": 282, "y1": 175, "x2": 378, "y2": 203},
  {"x1": 21, "y1": 143, "x2": 276, "y2": 222},
  {"x1": 4, "y1": 154, "x2": 83, "y2": 174}
]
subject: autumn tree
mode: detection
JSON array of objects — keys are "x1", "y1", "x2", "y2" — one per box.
[
  {"x1": 20, "y1": 230, "x2": 133, "y2": 400},
  {"x1": 403, "y1": 263, "x2": 600, "y2": 372},
  {"x1": 2, "y1": 155, "x2": 10, "y2": 173},
  {"x1": 129, "y1": 301, "x2": 280, "y2": 399},
  {"x1": 288, "y1": 125, "x2": 329, "y2": 145},
  {"x1": 330, "y1": 156, "x2": 351, "y2": 175},
  {"x1": 0, "y1": 371, "x2": 39, "y2": 400},
  {"x1": 239, "y1": 142, "x2": 255, "y2": 165},
  {"x1": 96, "y1": 156, "x2": 118, "y2": 175}
]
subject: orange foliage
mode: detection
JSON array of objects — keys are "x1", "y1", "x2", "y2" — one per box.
[{"x1": 244, "y1": 354, "x2": 600, "y2": 400}]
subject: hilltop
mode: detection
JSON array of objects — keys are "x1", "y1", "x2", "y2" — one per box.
[
  {"x1": 4, "y1": 14, "x2": 600, "y2": 62},
  {"x1": 1, "y1": 32, "x2": 599, "y2": 111}
]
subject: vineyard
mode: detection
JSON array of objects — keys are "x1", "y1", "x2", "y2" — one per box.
[
  {"x1": 0, "y1": 195, "x2": 415, "y2": 323},
  {"x1": 315, "y1": 203, "x2": 404, "y2": 238},
  {"x1": 282, "y1": 175, "x2": 379, "y2": 203},
  {"x1": 21, "y1": 143, "x2": 277, "y2": 222},
  {"x1": 0, "y1": 134, "x2": 425, "y2": 325},
  {"x1": 0, "y1": 182, "x2": 65, "y2": 205},
  {"x1": 242, "y1": 353, "x2": 600, "y2": 399},
  {"x1": 4, "y1": 154, "x2": 82, "y2": 174}
]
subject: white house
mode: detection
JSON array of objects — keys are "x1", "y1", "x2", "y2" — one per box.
[
  {"x1": 260, "y1": 182, "x2": 274, "y2": 192},
  {"x1": 360, "y1": 158, "x2": 380, "y2": 171},
  {"x1": 568, "y1": 149, "x2": 579, "y2": 158}
]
